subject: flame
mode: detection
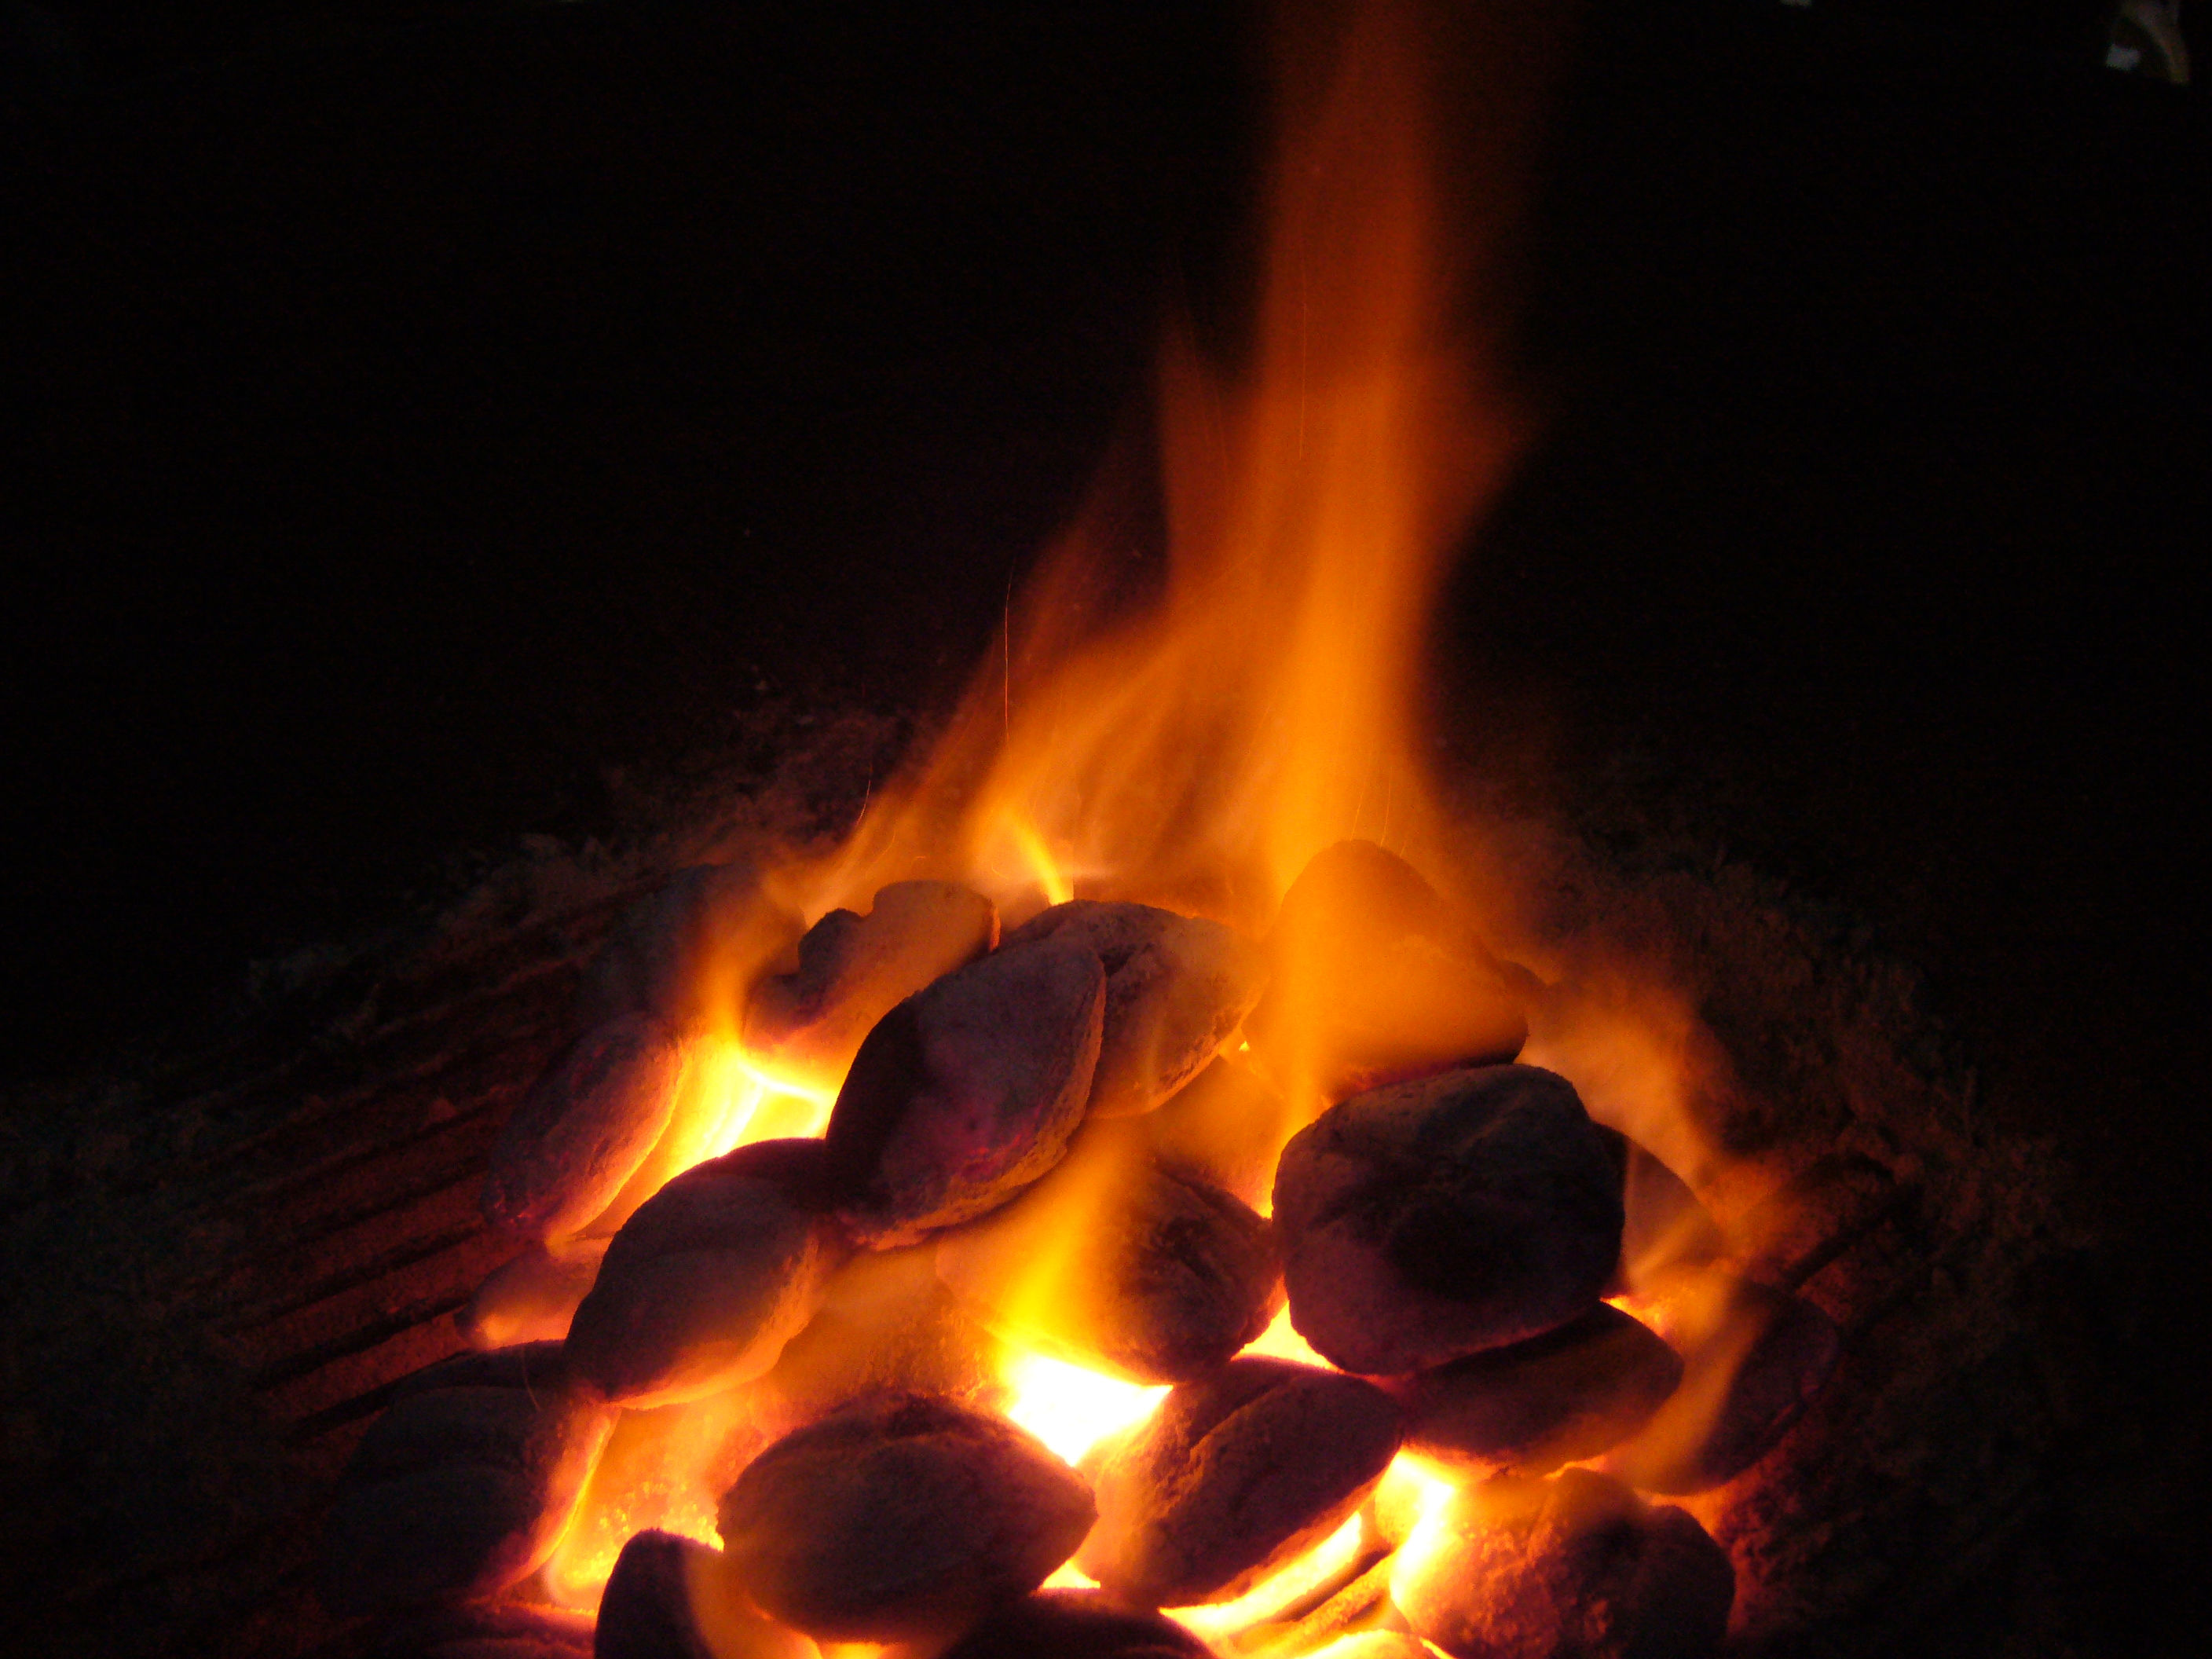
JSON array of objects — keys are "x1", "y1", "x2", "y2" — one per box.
[
  {"x1": 999, "y1": 1348, "x2": 1168, "y2": 1468},
  {"x1": 788, "y1": 0, "x2": 1525, "y2": 983},
  {"x1": 1241, "y1": 1302, "x2": 1331, "y2": 1368},
  {"x1": 1518, "y1": 972, "x2": 1726, "y2": 1195},
  {"x1": 998, "y1": 816, "x2": 1076, "y2": 908}
]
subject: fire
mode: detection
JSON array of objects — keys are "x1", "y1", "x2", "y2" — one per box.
[
  {"x1": 511, "y1": 2, "x2": 1739, "y2": 1648},
  {"x1": 998, "y1": 816, "x2": 1077, "y2": 910},
  {"x1": 543, "y1": 1389, "x2": 759, "y2": 1610},
  {"x1": 1242, "y1": 1302, "x2": 1331, "y2": 1368},
  {"x1": 788, "y1": 0, "x2": 1522, "y2": 983},
  {"x1": 1000, "y1": 1349, "x2": 1169, "y2": 1467},
  {"x1": 1166, "y1": 1511, "x2": 1371, "y2": 1640}
]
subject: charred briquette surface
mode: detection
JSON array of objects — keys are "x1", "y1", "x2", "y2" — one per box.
[
  {"x1": 565, "y1": 1139, "x2": 846, "y2": 1408},
  {"x1": 367, "y1": 1600, "x2": 595, "y2": 1659},
  {"x1": 940, "y1": 1589, "x2": 1217, "y2": 1659},
  {"x1": 576, "y1": 862, "x2": 804, "y2": 1034},
  {"x1": 934, "y1": 1140, "x2": 1280, "y2": 1383},
  {"x1": 1245, "y1": 840, "x2": 1529, "y2": 1103},
  {"x1": 319, "y1": 1343, "x2": 615, "y2": 1616},
  {"x1": 1394, "y1": 1469, "x2": 1734, "y2": 1659},
  {"x1": 1397, "y1": 1302, "x2": 1683, "y2": 1478},
  {"x1": 482, "y1": 1013, "x2": 687, "y2": 1242},
  {"x1": 1000, "y1": 900, "x2": 1267, "y2": 1118},
  {"x1": 1076, "y1": 1357, "x2": 1402, "y2": 1607},
  {"x1": 745, "y1": 881, "x2": 999, "y2": 1081},
  {"x1": 456, "y1": 1237, "x2": 608, "y2": 1350},
  {"x1": 823, "y1": 939, "x2": 1105, "y2": 1247},
  {"x1": 716, "y1": 1391, "x2": 1097, "y2": 1643},
  {"x1": 1272, "y1": 1066, "x2": 1624, "y2": 1375},
  {"x1": 1599, "y1": 1269, "x2": 1841, "y2": 1495},
  {"x1": 599, "y1": 1529, "x2": 816, "y2": 1659}
]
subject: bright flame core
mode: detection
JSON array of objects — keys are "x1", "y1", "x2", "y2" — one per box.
[{"x1": 1001, "y1": 1350, "x2": 1169, "y2": 1467}]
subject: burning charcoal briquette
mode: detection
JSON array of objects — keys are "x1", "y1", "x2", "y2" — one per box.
[
  {"x1": 940, "y1": 1590, "x2": 1216, "y2": 1659},
  {"x1": 566, "y1": 1139, "x2": 846, "y2": 1408},
  {"x1": 599, "y1": 1529, "x2": 815, "y2": 1659},
  {"x1": 456, "y1": 1237, "x2": 607, "y2": 1350},
  {"x1": 484, "y1": 1014, "x2": 689, "y2": 1242},
  {"x1": 1002, "y1": 899, "x2": 1267, "y2": 1117},
  {"x1": 577, "y1": 862, "x2": 805, "y2": 1033},
  {"x1": 745, "y1": 881, "x2": 999, "y2": 1082},
  {"x1": 1600, "y1": 1269, "x2": 1840, "y2": 1494},
  {"x1": 319, "y1": 1343, "x2": 615, "y2": 1617},
  {"x1": 935, "y1": 1137, "x2": 1280, "y2": 1383},
  {"x1": 1272, "y1": 1064, "x2": 1624, "y2": 1375},
  {"x1": 1393, "y1": 1469, "x2": 1733, "y2": 1659},
  {"x1": 716, "y1": 1391, "x2": 1097, "y2": 1643},
  {"x1": 1397, "y1": 1303, "x2": 1683, "y2": 1478},
  {"x1": 823, "y1": 937, "x2": 1105, "y2": 1246},
  {"x1": 1246, "y1": 840, "x2": 1529, "y2": 1102},
  {"x1": 1076, "y1": 1357, "x2": 1402, "y2": 1607}
]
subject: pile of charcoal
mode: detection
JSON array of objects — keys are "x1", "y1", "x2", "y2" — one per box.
[{"x1": 321, "y1": 843, "x2": 1841, "y2": 1659}]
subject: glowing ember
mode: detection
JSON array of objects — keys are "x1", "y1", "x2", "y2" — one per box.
[
  {"x1": 1372, "y1": 1452, "x2": 1458, "y2": 1541},
  {"x1": 540, "y1": 1389, "x2": 764, "y2": 1610},
  {"x1": 1165, "y1": 1511, "x2": 1370, "y2": 1640}
]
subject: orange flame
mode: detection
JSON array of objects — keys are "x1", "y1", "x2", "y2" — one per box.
[
  {"x1": 528, "y1": 6, "x2": 1759, "y2": 1646},
  {"x1": 802, "y1": 0, "x2": 1520, "y2": 950},
  {"x1": 1000, "y1": 1349, "x2": 1169, "y2": 1467}
]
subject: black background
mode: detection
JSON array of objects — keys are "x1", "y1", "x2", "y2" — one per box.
[{"x1": 4, "y1": 1, "x2": 2208, "y2": 1640}]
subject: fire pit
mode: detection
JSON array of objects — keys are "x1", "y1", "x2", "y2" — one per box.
[
  {"x1": 3, "y1": 5, "x2": 2174, "y2": 1659},
  {"x1": 287, "y1": 7, "x2": 2072, "y2": 1655}
]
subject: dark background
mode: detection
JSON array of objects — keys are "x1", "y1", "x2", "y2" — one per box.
[
  {"x1": 4, "y1": 1, "x2": 2207, "y2": 1643},
  {"x1": 6, "y1": 0, "x2": 2199, "y2": 1086}
]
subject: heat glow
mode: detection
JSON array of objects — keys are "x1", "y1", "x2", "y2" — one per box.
[
  {"x1": 522, "y1": 2, "x2": 1754, "y2": 1645},
  {"x1": 1001, "y1": 1350, "x2": 1170, "y2": 1467}
]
